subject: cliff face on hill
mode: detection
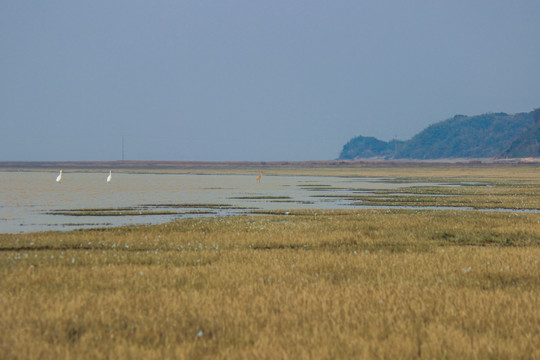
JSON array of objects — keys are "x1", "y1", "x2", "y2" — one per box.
[{"x1": 339, "y1": 109, "x2": 538, "y2": 160}]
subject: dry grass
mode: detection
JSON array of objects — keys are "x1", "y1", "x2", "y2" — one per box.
[
  {"x1": 2, "y1": 164, "x2": 540, "y2": 359},
  {"x1": 2, "y1": 208, "x2": 540, "y2": 359}
]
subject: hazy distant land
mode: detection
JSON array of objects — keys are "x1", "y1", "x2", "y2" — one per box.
[
  {"x1": 340, "y1": 108, "x2": 540, "y2": 160},
  {"x1": 1, "y1": 157, "x2": 539, "y2": 174}
]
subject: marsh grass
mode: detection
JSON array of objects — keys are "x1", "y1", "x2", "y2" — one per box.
[
  {"x1": 142, "y1": 204, "x2": 238, "y2": 209},
  {"x1": 46, "y1": 204, "x2": 243, "y2": 217},
  {"x1": 230, "y1": 196, "x2": 292, "y2": 200},
  {"x1": 2, "y1": 164, "x2": 540, "y2": 359},
  {"x1": 313, "y1": 180, "x2": 540, "y2": 210},
  {"x1": 47, "y1": 210, "x2": 184, "y2": 217},
  {"x1": 2, "y1": 207, "x2": 540, "y2": 359}
]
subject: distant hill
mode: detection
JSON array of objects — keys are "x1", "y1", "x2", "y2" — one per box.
[
  {"x1": 339, "y1": 136, "x2": 405, "y2": 159},
  {"x1": 501, "y1": 109, "x2": 540, "y2": 158},
  {"x1": 339, "y1": 109, "x2": 538, "y2": 160}
]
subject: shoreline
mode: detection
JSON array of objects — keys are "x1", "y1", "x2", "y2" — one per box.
[{"x1": 1, "y1": 158, "x2": 539, "y2": 172}]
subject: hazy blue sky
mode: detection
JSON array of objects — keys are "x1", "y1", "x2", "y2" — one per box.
[{"x1": 1, "y1": 1, "x2": 539, "y2": 161}]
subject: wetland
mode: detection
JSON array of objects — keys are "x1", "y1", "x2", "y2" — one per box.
[
  {"x1": 2, "y1": 164, "x2": 540, "y2": 233},
  {"x1": 1, "y1": 163, "x2": 540, "y2": 359}
]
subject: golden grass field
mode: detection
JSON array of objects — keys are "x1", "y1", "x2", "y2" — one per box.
[{"x1": 1, "y1": 164, "x2": 540, "y2": 359}]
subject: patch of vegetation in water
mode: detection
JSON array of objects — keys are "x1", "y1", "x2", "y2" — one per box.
[
  {"x1": 142, "y1": 203, "x2": 237, "y2": 209},
  {"x1": 306, "y1": 181, "x2": 540, "y2": 211},
  {"x1": 46, "y1": 203, "x2": 245, "y2": 218},
  {"x1": 181, "y1": 210, "x2": 217, "y2": 215},
  {"x1": 46, "y1": 210, "x2": 183, "y2": 217},
  {"x1": 251, "y1": 210, "x2": 295, "y2": 216},
  {"x1": 61, "y1": 223, "x2": 112, "y2": 227},
  {"x1": 230, "y1": 196, "x2": 292, "y2": 200},
  {"x1": 264, "y1": 200, "x2": 314, "y2": 204},
  {"x1": 298, "y1": 185, "x2": 354, "y2": 191},
  {"x1": 298, "y1": 184, "x2": 332, "y2": 187},
  {"x1": 54, "y1": 207, "x2": 145, "y2": 212}
]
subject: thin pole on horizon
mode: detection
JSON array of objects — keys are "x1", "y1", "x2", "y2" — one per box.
[{"x1": 122, "y1": 136, "x2": 124, "y2": 161}]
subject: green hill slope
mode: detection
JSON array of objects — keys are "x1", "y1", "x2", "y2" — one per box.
[
  {"x1": 339, "y1": 110, "x2": 537, "y2": 160},
  {"x1": 501, "y1": 109, "x2": 540, "y2": 158}
]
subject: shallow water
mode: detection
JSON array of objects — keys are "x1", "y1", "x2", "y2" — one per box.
[
  {"x1": 0, "y1": 171, "x2": 533, "y2": 233},
  {"x1": 0, "y1": 171, "x2": 420, "y2": 233}
]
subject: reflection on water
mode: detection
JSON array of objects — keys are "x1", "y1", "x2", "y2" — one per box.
[{"x1": 0, "y1": 171, "x2": 413, "y2": 233}]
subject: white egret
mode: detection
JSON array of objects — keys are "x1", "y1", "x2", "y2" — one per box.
[
  {"x1": 106, "y1": 170, "x2": 112, "y2": 183},
  {"x1": 56, "y1": 170, "x2": 63, "y2": 183}
]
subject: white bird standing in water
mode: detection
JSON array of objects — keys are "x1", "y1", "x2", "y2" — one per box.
[
  {"x1": 106, "y1": 170, "x2": 112, "y2": 183},
  {"x1": 56, "y1": 170, "x2": 63, "y2": 183}
]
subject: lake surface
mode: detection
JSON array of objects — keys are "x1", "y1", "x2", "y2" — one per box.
[{"x1": 1, "y1": 171, "x2": 426, "y2": 233}]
